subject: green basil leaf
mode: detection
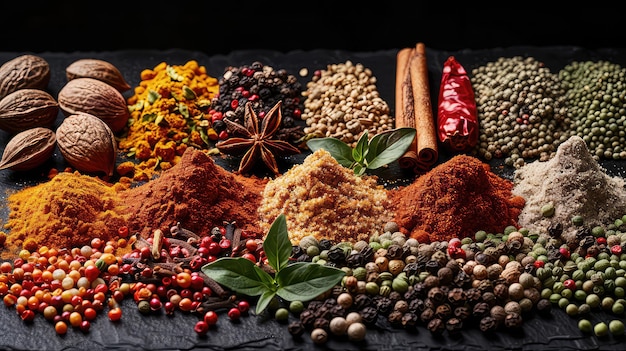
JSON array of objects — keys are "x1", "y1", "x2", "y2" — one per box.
[
  {"x1": 306, "y1": 137, "x2": 355, "y2": 168},
  {"x1": 255, "y1": 290, "x2": 277, "y2": 315},
  {"x1": 201, "y1": 257, "x2": 274, "y2": 296},
  {"x1": 366, "y1": 128, "x2": 416, "y2": 169},
  {"x1": 352, "y1": 163, "x2": 365, "y2": 176},
  {"x1": 351, "y1": 130, "x2": 369, "y2": 163},
  {"x1": 263, "y1": 214, "x2": 293, "y2": 272},
  {"x1": 275, "y1": 262, "x2": 346, "y2": 302}
]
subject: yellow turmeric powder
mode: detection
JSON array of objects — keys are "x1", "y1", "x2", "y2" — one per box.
[
  {"x1": 117, "y1": 60, "x2": 220, "y2": 182},
  {"x1": 1, "y1": 171, "x2": 131, "y2": 260}
]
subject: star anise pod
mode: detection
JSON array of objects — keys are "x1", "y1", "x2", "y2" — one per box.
[{"x1": 215, "y1": 101, "x2": 300, "y2": 175}]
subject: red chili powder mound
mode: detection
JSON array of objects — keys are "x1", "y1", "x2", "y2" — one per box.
[
  {"x1": 388, "y1": 155, "x2": 525, "y2": 243},
  {"x1": 119, "y1": 148, "x2": 268, "y2": 239}
]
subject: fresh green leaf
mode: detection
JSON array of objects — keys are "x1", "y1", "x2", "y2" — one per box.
[
  {"x1": 352, "y1": 130, "x2": 369, "y2": 163},
  {"x1": 365, "y1": 128, "x2": 416, "y2": 169},
  {"x1": 306, "y1": 137, "x2": 354, "y2": 168},
  {"x1": 201, "y1": 257, "x2": 275, "y2": 296},
  {"x1": 353, "y1": 163, "x2": 365, "y2": 176},
  {"x1": 275, "y1": 262, "x2": 345, "y2": 302},
  {"x1": 255, "y1": 290, "x2": 278, "y2": 315},
  {"x1": 263, "y1": 214, "x2": 293, "y2": 272}
]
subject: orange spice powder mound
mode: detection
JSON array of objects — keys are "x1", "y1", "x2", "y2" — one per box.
[
  {"x1": 387, "y1": 154, "x2": 525, "y2": 243},
  {"x1": 1, "y1": 171, "x2": 131, "y2": 260},
  {"x1": 119, "y1": 147, "x2": 268, "y2": 240}
]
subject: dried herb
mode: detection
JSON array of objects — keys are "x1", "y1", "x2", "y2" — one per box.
[
  {"x1": 306, "y1": 127, "x2": 416, "y2": 175},
  {"x1": 201, "y1": 214, "x2": 345, "y2": 314},
  {"x1": 215, "y1": 101, "x2": 300, "y2": 175}
]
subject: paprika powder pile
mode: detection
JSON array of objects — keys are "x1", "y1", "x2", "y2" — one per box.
[
  {"x1": 120, "y1": 147, "x2": 267, "y2": 240},
  {"x1": 388, "y1": 155, "x2": 525, "y2": 243},
  {"x1": 1, "y1": 171, "x2": 131, "y2": 259}
]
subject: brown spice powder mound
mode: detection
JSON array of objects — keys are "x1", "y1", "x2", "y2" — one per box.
[
  {"x1": 120, "y1": 148, "x2": 268, "y2": 239},
  {"x1": 258, "y1": 149, "x2": 392, "y2": 245},
  {"x1": 388, "y1": 155, "x2": 525, "y2": 243}
]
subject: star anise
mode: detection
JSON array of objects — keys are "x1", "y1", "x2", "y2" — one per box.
[{"x1": 215, "y1": 101, "x2": 300, "y2": 175}]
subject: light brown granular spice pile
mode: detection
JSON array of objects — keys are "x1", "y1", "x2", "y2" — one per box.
[{"x1": 258, "y1": 149, "x2": 392, "y2": 245}]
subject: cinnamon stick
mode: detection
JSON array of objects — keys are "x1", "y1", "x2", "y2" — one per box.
[{"x1": 395, "y1": 42, "x2": 438, "y2": 173}]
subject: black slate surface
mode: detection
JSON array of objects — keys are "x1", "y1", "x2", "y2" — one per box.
[{"x1": 1, "y1": 47, "x2": 626, "y2": 350}]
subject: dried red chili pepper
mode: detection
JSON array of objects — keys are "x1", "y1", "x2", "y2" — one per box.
[{"x1": 437, "y1": 56, "x2": 478, "y2": 153}]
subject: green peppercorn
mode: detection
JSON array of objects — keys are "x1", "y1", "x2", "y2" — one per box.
[
  {"x1": 565, "y1": 303, "x2": 579, "y2": 316},
  {"x1": 594, "y1": 321, "x2": 609, "y2": 337},
  {"x1": 541, "y1": 203, "x2": 555, "y2": 217},
  {"x1": 571, "y1": 215, "x2": 584, "y2": 226},
  {"x1": 275, "y1": 307, "x2": 289, "y2": 322},
  {"x1": 610, "y1": 320, "x2": 625, "y2": 336},
  {"x1": 578, "y1": 319, "x2": 593, "y2": 333},
  {"x1": 289, "y1": 300, "x2": 304, "y2": 314},
  {"x1": 137, "y1": 300, "x2": 151, "y2": 315}
]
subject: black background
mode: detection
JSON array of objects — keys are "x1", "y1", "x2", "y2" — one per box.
[{"x1": 1, "y1": 1, "x2": 624, "y2": 54}]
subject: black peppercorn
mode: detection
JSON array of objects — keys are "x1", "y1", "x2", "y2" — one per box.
[
  {"x1": 447, "y1": 288, "x2": 466, "y2": 306},
  {"x1": 420, "y1": 307, "x2": 435, "y2": 323},
  {"x1": 387, "y1": 310, "x2": 404, "y2": 327},
  {"x1": 353, "y1": 294, "x2": 372, "y2": 310},
  {"x1": 327, "y1": 246, "x2": 347, "y2": 264},
  {"x1": 299, "y1": 310, "x2": 316, "y2": 329},
  {"x1": 376, "y1": 297, "x2": 393, "y2": 315},
  {"x1": 360, "y1": 306, "x2": 378, "y2": 325},
  {"x1": 472, "y1": 302, "x2": 491, "y2": 319},
  {"x1": 446, "y1": 317, "x2": 463, "y2": 336},
  {"x1": 318, "y1": 239, "x2": 333, "y2": 251},
  {"x1": 313, "y1": 317, "x2": 330, "y2": 331},
  {"x1": 504, "y1": 312, "x2": 523, "y2": 329},
  {"x1": 427, "y1": 287, "x2": 445, "y2": 304},
  {"x1": 427, "y1": 317, "x2": 445, "y2": 335},
  {"x1": 401, "y1": 312, "x2": 419, "y2": 329},
  {"x1": 408, "y1": 298, "x2": 426, "y2": 313},
  {"x1": 454, "y1": 305, "x2": 471, "y2": 321},
  {"x1": 535, "y1": 298, "x2": 552, "y2": 316},
  {"x1": 479, "y1": 316, "x2": 498, "y2": 333},
  {"x1": 288, "y1": 321, "x2": 305, "y2": 337},
  {"x1": 435, "y1": 303, "x2": 452, "y2": 319}
]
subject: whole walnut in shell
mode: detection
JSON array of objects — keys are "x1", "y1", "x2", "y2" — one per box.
[
  {"x1": 0, "y1": 54, "x2": 50, "y2": 100},
  {"x1": 56, "y1": 113, "x2": 117, "y2": 177}
]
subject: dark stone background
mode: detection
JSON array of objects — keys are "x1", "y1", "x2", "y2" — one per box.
[{"x1": 1, "y1": 1, "x2": 623, "y2": 54}]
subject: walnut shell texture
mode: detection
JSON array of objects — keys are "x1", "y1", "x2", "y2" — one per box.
[
  {"x1": 0, "y1": 127, "x2": 56, "y2": 171},
  {"x1": 56, "y1": 112, "x2": 117, "y2": 177},
  {"x1": 0, "y1": 54, "x2": 51, "y2": 100},
  {"x1": 0, "y1": 88, "x2": 59, "y2": 133},
  {"x1": 57, "y1": 77, "x2": 130, "y2": 133},
  {"x1": 66, "y1": 58, "x2": 131, "y2": 92}
]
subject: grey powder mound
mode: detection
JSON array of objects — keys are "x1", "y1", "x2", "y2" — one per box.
[{"x1": 512, "y1": 135, "x2": 626, "y2": 242}]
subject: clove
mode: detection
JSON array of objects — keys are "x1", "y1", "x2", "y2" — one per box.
[{"x1": 170, "y1": 222, "x2": 201, "y2": 242}]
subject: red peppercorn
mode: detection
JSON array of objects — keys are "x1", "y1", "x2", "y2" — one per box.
[
  {"x1": 237, "y1": 300, "x2": 250, "y2": 314},
  {"x1": 149, "y1": 297, "x2": 163, "y2": 311},
  {"x1": 559, "y1": 247, "x2": 571, "y2": 259},
  {"x1": 242, "y1": 253, "x2": 256, "y2": 263},
  {"x1": 293, "y1": 108, "x2": 302, "y2": 118},
  {"x1": 230, "y1": 99, "x2": 239, "y2": 109},
  {"x1": 84, "y1": 265, "x2": 101, "y2": 282},
  {"x1": 203, "y1": 310, "x2": 218, "y2": 326},
  {"x1": 118, "y1": 226, "x2": 129, "y2": 238},
  {"x1": 563, "y1": 279, "x2": 576, "y2": 290},
  {"x1": 611, "y1": 245, "x2": 622, "y2": 255},
  {"x1": 534, "y1": 260, "x2": 545, "y2": 268},
  {"x1": 194, "y1": 320, "x2": 209, "y2": 335},
  {"x1": 20, "y1": 309, "x2": 35, "y2": 322},
  {"x1": 597, "y1": 237, "x2": 608, "y2": 245},
  {"x1": 219, "y1": 238, "x2": 231, "y2": 250},
  {"x1": 218, "y1": 130, "x2": 229, "y2": 140},
  {"x1": 227, "y1": 307, "x2": 241, "y2": 320}
]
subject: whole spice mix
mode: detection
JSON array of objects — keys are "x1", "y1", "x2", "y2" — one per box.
[
  {"x1": 1, "y1": 171, "x2": 131, "y2": 259},
  {"x1": 117, "y1": 60, "x2": 219, "y2": 182},
  {"x1": 120, "y1": 147, "x2": 267, "y2": 240},
  {"x1": 389, "y1": 154, "x2": 525, "y2": 243}
]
